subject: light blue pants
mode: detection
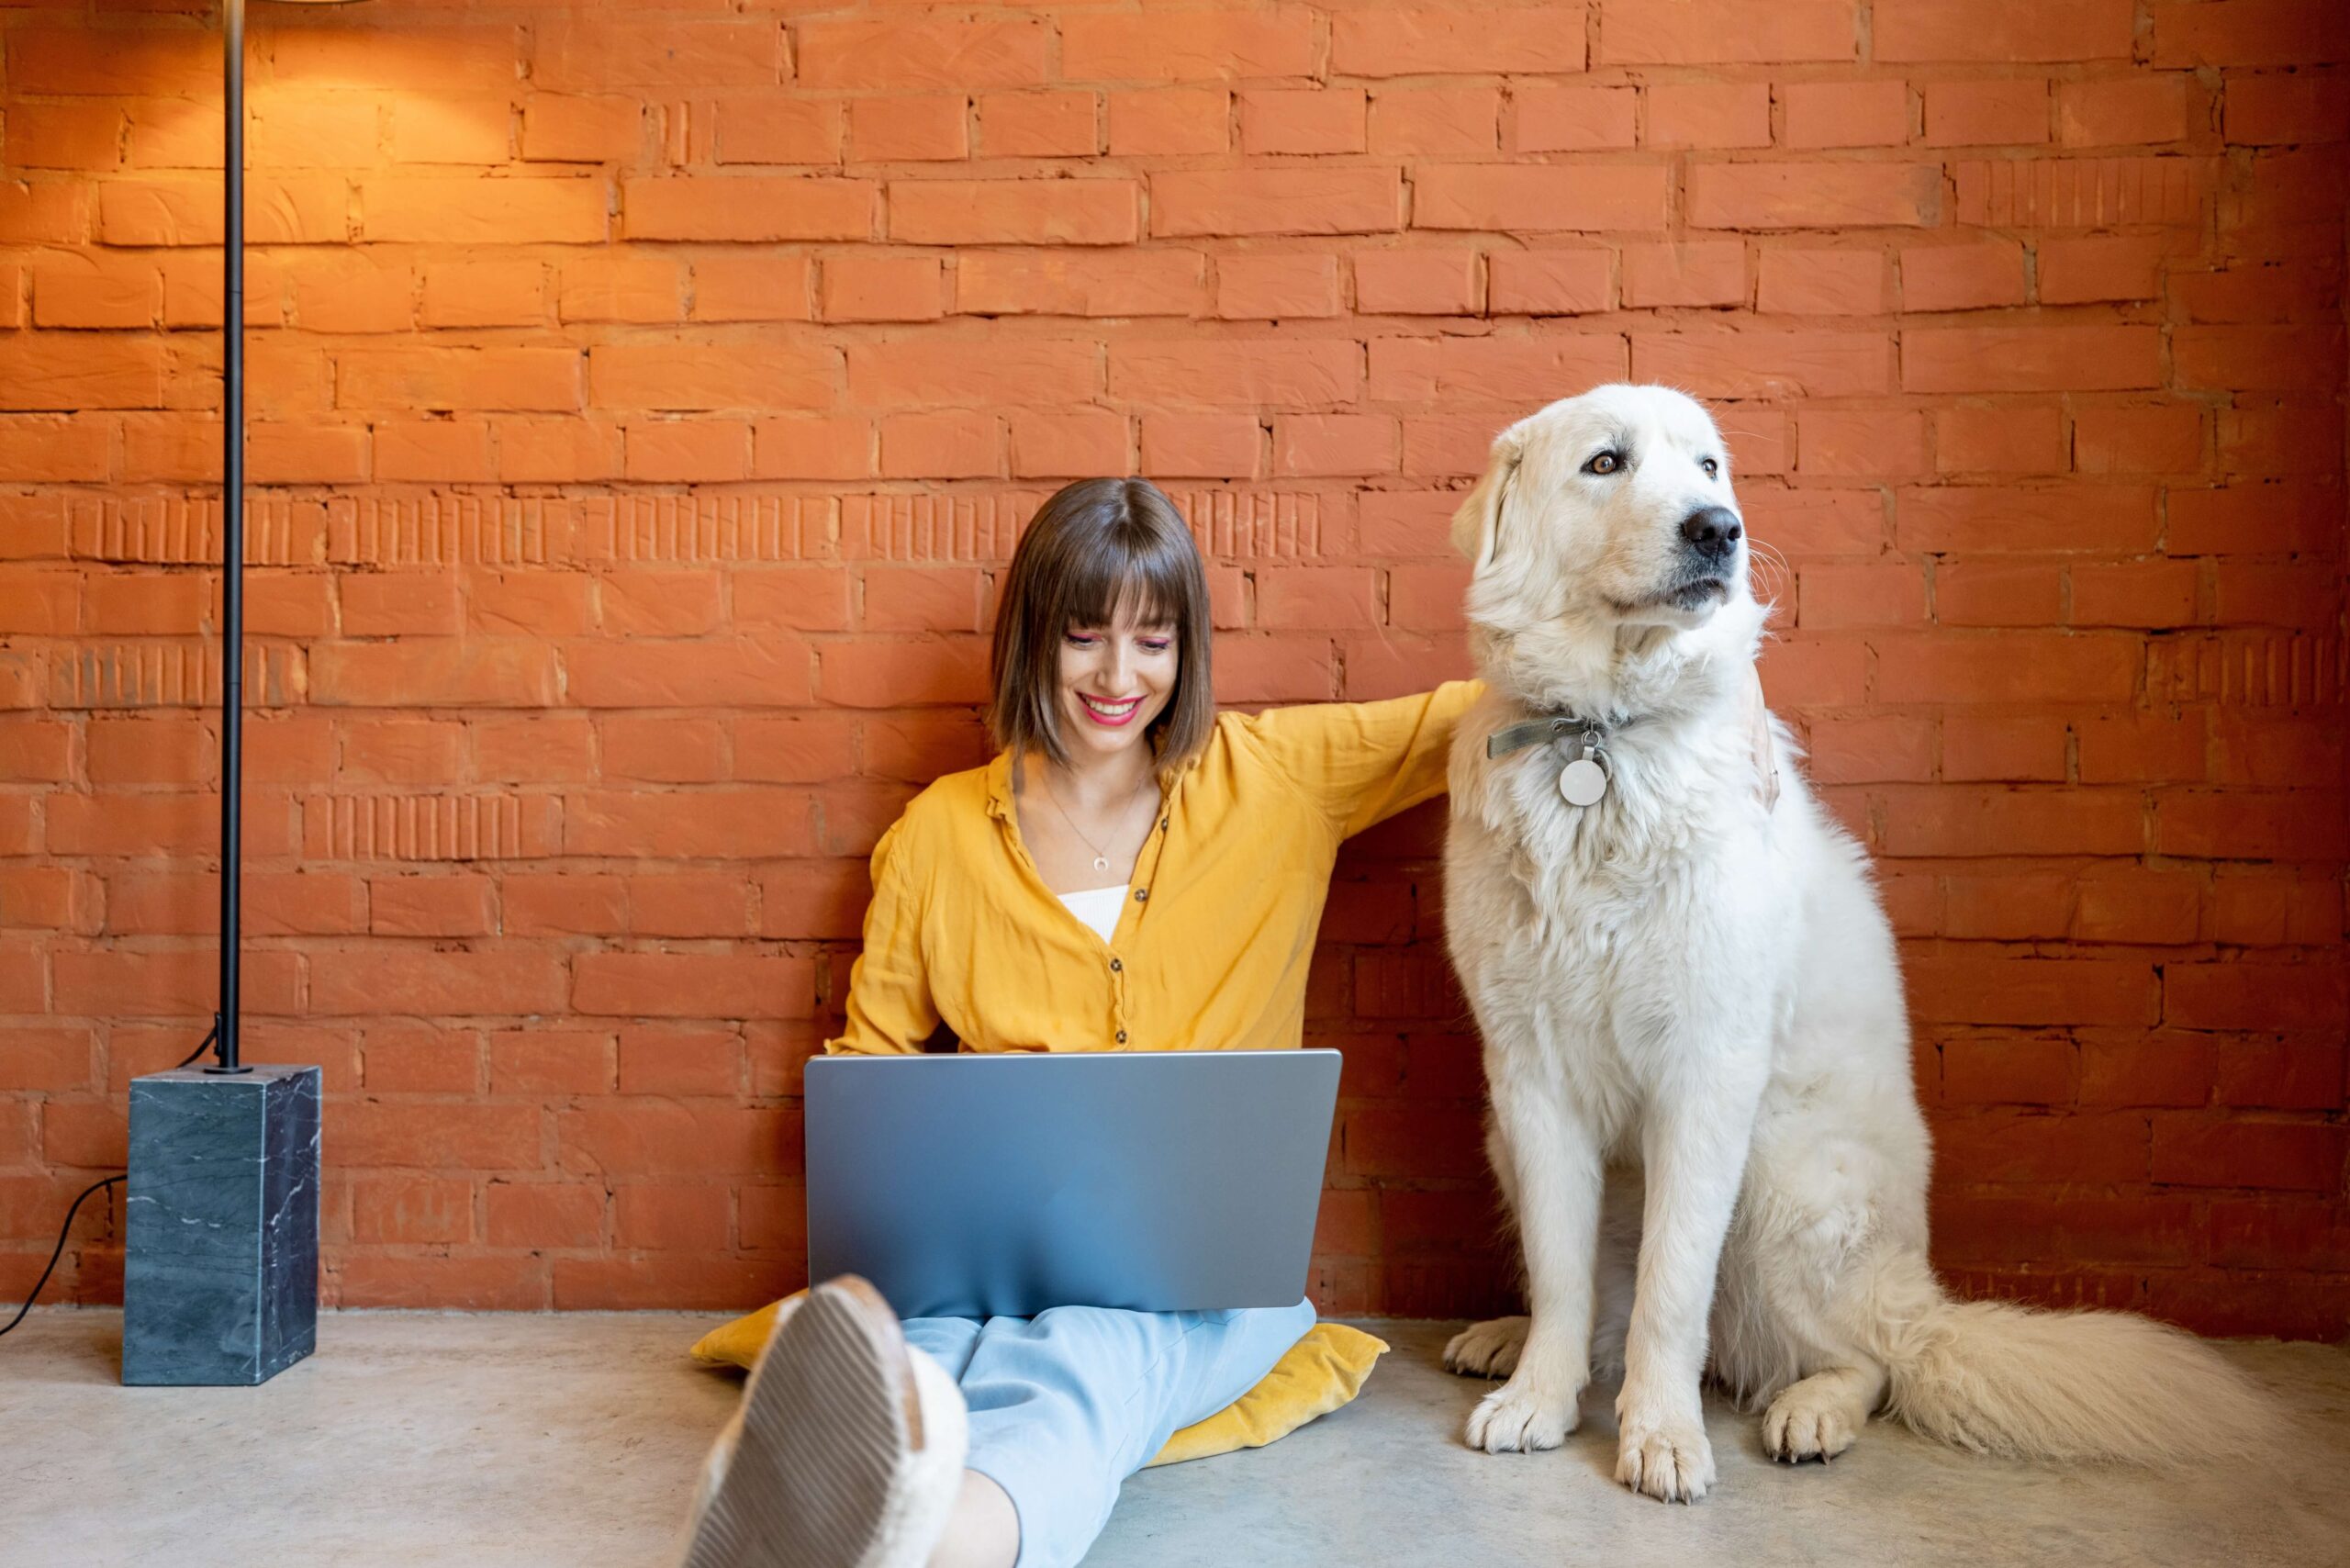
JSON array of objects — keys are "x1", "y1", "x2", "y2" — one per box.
[{"x1": 904, "y1": 1298, "x2": 1318, "y2": 1568}]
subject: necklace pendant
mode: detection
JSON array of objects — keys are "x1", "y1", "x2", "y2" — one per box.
[{"x1": 1091, "y1": 855, "x2": 1110, "y2": 873}]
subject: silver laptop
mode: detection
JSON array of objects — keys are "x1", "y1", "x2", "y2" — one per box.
[{"x1": 804, "y1": 1049, "x2": 1341, "y2": 1321}]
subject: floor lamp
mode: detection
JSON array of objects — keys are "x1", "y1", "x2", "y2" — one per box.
[{"x1": 118, "y1": 0, "x2": 357, "y2": 1388}]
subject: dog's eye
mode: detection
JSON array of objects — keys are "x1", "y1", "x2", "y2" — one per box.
[
  {"x1": 1584, "y1": 452, "x2": 1622, "y2": 476},
  {"x1": 1701, "y1": 457, "x2": 1720, "y2": 478}
]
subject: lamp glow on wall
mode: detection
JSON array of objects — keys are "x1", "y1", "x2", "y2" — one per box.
[{"x1": 118, "y1": 0, "x2": 361, "y2": 1390}]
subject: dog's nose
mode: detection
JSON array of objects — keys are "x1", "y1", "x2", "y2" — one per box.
[{"x1": 1680, "y1": 506, "x2": 1743, "y2": 556}]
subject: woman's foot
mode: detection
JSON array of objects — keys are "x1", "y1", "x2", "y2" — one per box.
[{"x1": 679, "y1": 1275, "x2": 968, "y2": 1568}]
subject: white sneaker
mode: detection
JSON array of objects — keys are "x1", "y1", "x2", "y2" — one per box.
[{"x1": 679, "y1": 1275, "x2": 968, "y2": 1568}]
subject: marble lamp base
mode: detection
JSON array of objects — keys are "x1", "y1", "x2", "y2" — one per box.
[{"x1": 121, "y1": 1064, "x2": 320, "y2": 1387}]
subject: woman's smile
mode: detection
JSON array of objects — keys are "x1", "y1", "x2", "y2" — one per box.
[{"x1": 1076, "y1": 692, "x2": 1145, "y2": 726}]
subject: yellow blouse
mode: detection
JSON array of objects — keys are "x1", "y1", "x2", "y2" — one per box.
[{"x1": 826, "y1": 683, "x2": 1482, "y2": 1056}]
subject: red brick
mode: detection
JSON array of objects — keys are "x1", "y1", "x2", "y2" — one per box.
[
  {"x1": 1870, "y1": 785, "x2": 2152, "y2": 860},
  {"x1": 1372, "y1": 87, "x2": 1501, "y2": 156},
  {"x1": 1935, "y1": 407, "x2": 2066, "y2": 474},
  {"x1": 623, "y1": 176, "x2": 874, "y2": 243},
  {"x1": 1486, "y1": 250, "x2": 1614, "y2": 315},
  {"x1": 799, "y1": 17, "x2": 1046, "y2": 91},
  {"x1": 978, "y1": 92, "x2": 1098, "y2": 159},
  {"x1": 1898, "y1": 483, "x2": 2154, "y2": 554},
  {"x1": 375, "y1": 420, "x2": 496, "y2": 484},
  {"x1": 1930, "y1": 1108, "x2": 2149, "y2": 1182},
  {"x1": 1216, "y1": 253, "x2": 1342, "y2": 319},
  {"x1": 487, "y1": 1182, "x2": 604, "y2": 1249},
  {"x1": 1112, "y1": 338, "x2": 1360, "y2": 410},
  {"x1": 1901, "y1": 240, "x2": 2029, "y2": 311},
  {"x1": 2075, "y1": 560, "x2": 2201, "y2": 626},
  {"x1": 619, "y1": 1024, "x2": 747, "y2": 1095},
  {"x1": 1141, "y1": 414, "x2": 1262, "y2": 478},
  {"x1": 330, "y1": 1099, "x2": 542, "y2": 1170},
  {"x1": 1650, "y1": 84, "x2": 1772, "y2": 149},
  {"x1": 1155, "y1": 169, "x2": 1402, "y2": 238},
  {"x1": 752, "y1": 418, "x2": 873, "y2": 481},
  {"x1": 820, "y1": 256, "x2": 945, "y2": 324},
  {"x1": 1688, "y1": 162, "x2": 1936, "y2": 228},
  {"x1": 2225, "y1": 73, "x2": 2350, "y2": 145},
  {"x1": 1239, "y1": 89, "x2": 1366, "y2": 156},
  {"x1": 1333, "y1": 9, "x2": 1585, "y2": 75},
  {"x1": 2152, "y1": 1119, "x2": 2344, "y2": 1193},
  {"x1": 1632, "y1": 329, "x2": 1888, "y2": 398},
  {"x1": 1510, "y1": 85, "x2": 1636, "y2": 152},
  {"x1": 1622, "y1": 241, "x2": 1746, "y2": 308},
  {"x1": 1922, "y1": 80, "x2": 2052, "y2": 147},
  {"x1": 1782, "y1": 81, "x2": 1911, "y2": 148},
  {"x1": 847, "y1": 97, "x2": 968, "y2": 164},
  {"x1": 2073, "y1": 406, "x2": 2205, "y2": 475},
  {"x1": 1107, "y1": 89, "x2": 1229, "y2": 156},
  {"x1": 1416, "y1": 165, "x2": 1666, "y2": 232},
  {"x1": 1807, "y1": 716, "x2": 1935, "y2": 782},
  {"x1": 1060, "y1": 11, "x2": 1316, "y2": 82},
  {"x1": 878, "y1": 411, "x2": 1002, "y2": 479},
  {"x1": 1888, "y1": 0, "x2": 2134, "y2": 60},
  {"x1": 1903, "y1": 326, "x2": 2162, "y2": 393},
  {"x1": 2058, "y1": 78, "x2": 2194, "y2": 147},
  {"x1": 2040, "y1": 235, "x2": 2166, "y2": 304},
  {"x1": 1598, "y1": 0, "x2": 1860, "y2": 64},
  {"x1": 524, "y1": 95, "x2": 645, "y2": 163},
  {"x1": 1010, "y1": 410, "x2": 1128, "y2": 478}
]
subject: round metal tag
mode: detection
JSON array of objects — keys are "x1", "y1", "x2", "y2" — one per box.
[{"x1": 1560, "y1": 756, "x2": 1608, "y2": 807}]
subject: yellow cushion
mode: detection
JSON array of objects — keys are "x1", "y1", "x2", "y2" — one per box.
[{"x1": 689, "y1": 1297, "x2": 1387, "y2": 1468}]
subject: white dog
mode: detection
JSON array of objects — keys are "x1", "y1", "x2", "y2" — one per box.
[{"x1": 1439, "y1": 385, "x2": 2266, "y2": 1501}]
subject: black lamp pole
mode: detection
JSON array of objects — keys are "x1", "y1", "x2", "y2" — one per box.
[
  {"x1": 118, "y1": 0, "x2": 338, "y2": 1385},
  {"x1": 212, "y1": 0, "x2": 249, "y2": 1075}
]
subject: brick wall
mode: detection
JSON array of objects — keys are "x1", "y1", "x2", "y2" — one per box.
[{"x1": 0, "y1": 2, "x2": 2344, "y2": 1334}]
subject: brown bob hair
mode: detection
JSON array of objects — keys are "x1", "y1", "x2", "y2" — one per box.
[{"x1": 989, "y1": 477, "x2": 1214, "y2": 776}]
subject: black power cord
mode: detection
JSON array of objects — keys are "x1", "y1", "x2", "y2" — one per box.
[{"x1": 0, "y1": 1027, "x2": 219, "y2": 1338}]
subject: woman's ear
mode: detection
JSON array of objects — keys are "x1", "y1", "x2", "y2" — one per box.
[{"x1": 1450, "y1": 433, "x2": 1524, "y2": 569}]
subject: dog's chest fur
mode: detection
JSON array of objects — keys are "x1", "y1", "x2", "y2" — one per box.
[{"x1": 1446, "y1": 687, "x2": 1785, "y2": 1133}]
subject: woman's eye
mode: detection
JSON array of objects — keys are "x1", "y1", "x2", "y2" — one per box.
[
  {"x1": 1139, "y1": 640, "x2": 1172, "y2": 655},
  {"x1": 1065, "y1": 633, "x2": 1098, "y2": 647},
  {"x1": 1701, "y1": 457, "x2": 1720, "y2": 478},
  {"x1": 1584, "y1": 452, "x2": 1621, "y2": 476}
]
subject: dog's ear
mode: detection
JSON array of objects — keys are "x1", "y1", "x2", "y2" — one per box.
[{"x1": 1450, "y1": 432, "x2": 1525, "y2": 568}]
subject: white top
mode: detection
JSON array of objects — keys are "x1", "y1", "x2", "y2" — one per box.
[{"x1": 1057, "y1": 884, "x2": 1129, "y2": 945}]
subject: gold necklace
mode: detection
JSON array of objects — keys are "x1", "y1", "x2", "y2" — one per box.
[{"x1": 1039, "y1": 767, "x2": 1151, "y2": 875}]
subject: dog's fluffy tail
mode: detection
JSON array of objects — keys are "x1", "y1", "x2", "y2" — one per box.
[{"x1": 1866, "y1": 1256, "x2": 2272, "y2": 1465}]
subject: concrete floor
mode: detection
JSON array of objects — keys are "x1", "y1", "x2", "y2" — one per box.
[{"x1": 4, "y1": 1313, "x2": 2346, "y2": 1568}]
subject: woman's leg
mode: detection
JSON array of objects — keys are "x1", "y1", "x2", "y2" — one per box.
[
  {"x1": 951, "y1": 1298, "x2": 1318, "y2": 1568},
  {"x1": 900, "y1": 1317, "x2": 1019, "y2": 1568}
]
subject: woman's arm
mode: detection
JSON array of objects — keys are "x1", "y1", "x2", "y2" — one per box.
[
  {"x1": 823, "y1": 820, "x2": 941, "y2": 1056},
  {"x1": 1237, "y1": 679, "x2": 1483, "y2": 840}
]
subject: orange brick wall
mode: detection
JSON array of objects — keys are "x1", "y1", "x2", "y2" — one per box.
[{"x1": 1, "y1": 2, "x2": 2344, "y2": 1334}]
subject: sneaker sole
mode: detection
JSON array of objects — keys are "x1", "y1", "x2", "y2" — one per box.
[{"x1": 681, "y1": 1276, "x2": 923, "y2": 1568}]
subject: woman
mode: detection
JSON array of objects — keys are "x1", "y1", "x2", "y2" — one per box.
[{"x1": 680, "y1": 477, "x2": 1477, "y2": 1568}]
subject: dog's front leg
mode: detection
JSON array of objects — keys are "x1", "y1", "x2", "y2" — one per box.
[
  {"x1": 1614, "y1": 1070, "x2": 1761, "y2": 1502},
  {"x1": 1463, "y1": 1036, "x2": 1604, "y2": 1454}
]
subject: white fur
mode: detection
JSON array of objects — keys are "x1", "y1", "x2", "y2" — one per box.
[{"x1": 1441, "y1": 386, "x2": 2272, "y2": 1501}]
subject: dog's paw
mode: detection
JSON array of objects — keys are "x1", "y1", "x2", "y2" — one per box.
[
  {"x1": 1443, "y1": 1316, "x2": 1529, "y2": 1379},
  {"x1": 1464, "y1": 1375, "x2": 1578, "y2": 1454},
  {"x1": 1762, "y1": 1386, "x2": 1858, "y2": 1464},
  {"x1": 1615, "y1": 1409, "x2": 1715, "y2": 1503}
]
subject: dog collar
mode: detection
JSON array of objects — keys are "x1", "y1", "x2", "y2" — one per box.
[{"x1": 1485, "y1": 714, "x2": 1596, "y2": 760}]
